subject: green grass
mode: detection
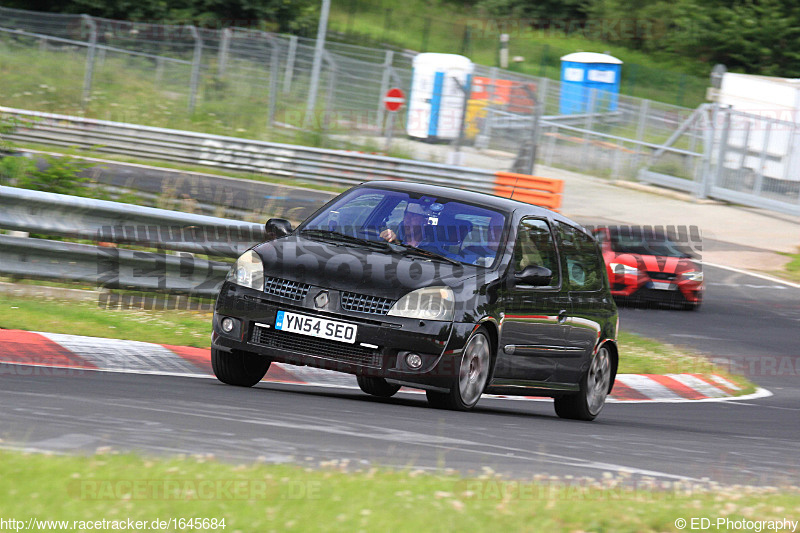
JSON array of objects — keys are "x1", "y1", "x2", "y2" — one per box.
[
  {"x1": 772, "y1": 251, "x2": 800, "y2": 283},
  {"x1": 0, "y1": 294, "x2": 211, "y2": 348},
  {"x1": 617, "y1": 331, "x2": 752, "y2": 391},
  {"x1": 14, "y1": 141, "x2": 349, "y2": 196},
  {"x1": 328, "y1": 0, "x2": 708, "y2": 107},
  {"x1": 0, "y1": 41, "x2": 407, "y2": 152},
  {"x1": 0, "y1": 292, "x2": 756, "y2": 392},
  {"x1": 0, "y1": 449, "x2": 797, "y2": 532},
  {"x1": 0, "y1": 1, "x2": 708, "y2": 159}
]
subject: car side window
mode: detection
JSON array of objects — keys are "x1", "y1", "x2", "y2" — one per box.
[
  {"x1": 556, "y1": 222, "x2": 604, "y2": 292},
  {"x1": 513, "y1": 218, "x2": 560, "y2": 285}
]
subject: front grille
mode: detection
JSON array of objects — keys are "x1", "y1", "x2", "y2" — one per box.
[
  {"x1": 647, "y1": 271, "x2": 677, "y2": 281},
  {"x1": 263, "y1": 276, "x2": 310, "y2": 301},
  {"x1": 341, "y1": 292, "x2": 395, "y2": 315},
  {"x1": 251, "y1": 325, "x2": 381, "y2": 367}
]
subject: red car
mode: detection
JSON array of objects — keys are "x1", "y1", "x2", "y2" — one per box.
[{"x1": 592, "y1": 227, "x2": 704, "y2": 310}]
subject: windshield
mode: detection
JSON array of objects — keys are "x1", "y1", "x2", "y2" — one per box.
[
  {"x1": 609, "y1": 229, "x2": 693, "y2": 258},
  {"x1": 300, "y1": 187, "x2": 507, "y2": 267}
]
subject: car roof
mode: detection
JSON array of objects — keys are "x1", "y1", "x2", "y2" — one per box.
[{"x1": 357, "y1": 180, "x2": 583, "y2": 230}]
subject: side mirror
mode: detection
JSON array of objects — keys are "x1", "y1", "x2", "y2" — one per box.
[
  {"x1": 264, "y1": 218, "x2": 292, "y2": 241},
  {"x1": 514, "y1": 265, "x2": 553, "y2": 286}
]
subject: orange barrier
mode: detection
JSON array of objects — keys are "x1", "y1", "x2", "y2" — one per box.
[{"x1": 493, "y1": 171, "x2": 564, "y2": 211}]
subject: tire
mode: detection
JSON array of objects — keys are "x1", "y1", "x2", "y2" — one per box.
[
  {"x1": 554, "y1": 345, "x2": 612, "y2": 421},
  {"x1": 425, "y1": 328, "x2": 492, "y2": 411},
  {"x1": 357, "y1": 376, "x2": 401, "y2": 398},
  {"x1": 211, "y1": 348, "x2": 271, "y2": 387}
]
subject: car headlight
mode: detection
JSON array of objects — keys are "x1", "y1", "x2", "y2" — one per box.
[
  {"x1": 680, "y1": 270, "x2": 704, "y2": 282},
  {"x1": 387, "y1": 286, "x2": 455, "y2": 321},
  {"x1": 226, "y1": 250, "x2": 264, "y2": 290},
  {"x1": 608, "y1": 262, "x2": 639, "y2": 276}
]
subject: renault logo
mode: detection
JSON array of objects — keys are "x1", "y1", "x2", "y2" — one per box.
[{"x1": 314, "y1": 290, "x2": 329, "y2": 309}]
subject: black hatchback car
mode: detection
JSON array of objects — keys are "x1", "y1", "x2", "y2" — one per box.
[{"x1": 212, "y1": 181, "x2": 619, "y2": 420}]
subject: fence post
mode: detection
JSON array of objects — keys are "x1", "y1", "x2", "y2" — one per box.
[
  {"x1": 265, "y1": 33, "x2": 280, "y2": 127},
  {"x1": 304, "y1": 0, "x2": 331, "y2": 129},
  {"x1": 155, "y1": 56, "x2": 164, "y2": 86},
  {"x1": 460, "y1": 25, "x2": 471, "y2": 56},
  {"x1": 475, "y1": 66, "x2": 497, "y2": 149},
  {"x1": 322, "y1": 51, "x2": 336, "y2": 131},
  {"x1": 421, "y1": 18, "x2": 431, "y2": 52},
  {"x1": 376, "y1": 50, "x2": 394, "y2": 130},
  {"x1": 528, "y1": 77, "x2": 547, "y2": 175},
  {"x1": 582, "y1": 88, "x2": 597, "y2": 170},
  {"x1": 545, "y1": 124, "x2": 557, "y2": 167},
  {"x1": 676, "y1": 74, "x2": 686, "y2": 107},
  {"x1": 711, "y1": 105, "x2": 731, "y2": 198},
  {"x1": 283, "y1": 35, "x2": 297, "y2": 94},
  {"x1": 449, "y1": 73, "x2": 473, "y2": 165},
  {"x1": 696, "y1": 104, "x2": 715, "y2": 198},
  {"x1": 187, "y1": 25, "x2": 203, "y2": 113},
  {"x1": 81, "y1": 15, "x2": 97, "y2": 109},
  {"x1": 218, "y1": 28, "x2": 231, "y2": 78},
  {"x1": 738, "y1": 120, "x2": 751, "y2": 189},
  {"x1": 632, "y1": 98, "x2": 649, "y2": 173},
  {"x1": 753, "y1": 119, "x2": 771, "y2": 196}
]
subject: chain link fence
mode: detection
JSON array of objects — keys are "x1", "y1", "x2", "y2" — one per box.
[{"x1": 1, "y1": 6, "x2": 798, "y2": 216}]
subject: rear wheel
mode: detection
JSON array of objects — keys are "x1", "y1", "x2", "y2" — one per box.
[
  {"x1": 426, "y1": 328, "x2": 492, "y2": 411},
  {"x1": 211, "y1": 348, "x2": 271, "y2": 387},
  {"x1": 554, "y1": 345, "x2": 612, "y2": 421},
  {"x1": 357, "y1": 376, "x2": 401, "y2": 398}
]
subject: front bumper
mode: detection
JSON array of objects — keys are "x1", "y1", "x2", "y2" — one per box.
[
  {"x1": 212, "y1": 282, "x2": 476, "y2": 390},
  {"x1": 611, "y1": 279, "x2": 704, "y2": 303}
]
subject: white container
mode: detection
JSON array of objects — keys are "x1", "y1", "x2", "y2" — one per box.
[
  {"x1": 406, "y1": 53, "x2": 473, "y2": 140},
  {"x1": 717, "y1": 73, "x2": 800, "y2": 182}
]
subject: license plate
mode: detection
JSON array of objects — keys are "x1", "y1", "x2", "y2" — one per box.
[
  {"x1": 275, "y1": 311, "x2": 357, "y2": 344},
  {"x1": 650, "y1": 281, "x2": 676, "y2": 291}
]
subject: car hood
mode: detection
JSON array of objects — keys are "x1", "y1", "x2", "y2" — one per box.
[
  {"x1": 606, "y1": 252, "x2": 700, "y2": 273},
  {"x1": 253, "y1": 235, "x2": 486, "y2": 300}
]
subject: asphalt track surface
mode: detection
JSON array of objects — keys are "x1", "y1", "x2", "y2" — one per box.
[
  {"x1": 2, "y1": 165, "x2": 799, "y2": 484},
  {"x1": 1, "y1": 264, "x2": 798, "y2": 486}
]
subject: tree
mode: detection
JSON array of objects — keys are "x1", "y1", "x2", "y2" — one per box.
[
  {"x1": 0, "y1": 0, "x2": 318, "y2": 33},
  {"x1": 479, "y1": 0, "x2": 589, "y2": 24}
]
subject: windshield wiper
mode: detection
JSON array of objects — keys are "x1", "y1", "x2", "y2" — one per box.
[
  {"x1": 300, "y1": 229, "x2": 391, "y2": 251},
  {"x1": 389, "y1": 242, "x2": 461, "y2": 266}
]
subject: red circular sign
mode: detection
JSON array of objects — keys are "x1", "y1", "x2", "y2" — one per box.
[{"x1": 383, "y1": 88, "x2": 405, "y2": 112}]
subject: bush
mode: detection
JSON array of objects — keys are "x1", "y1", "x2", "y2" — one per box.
[{"x1": 16, "y1": 154, "x2": 92, "y2": 195}]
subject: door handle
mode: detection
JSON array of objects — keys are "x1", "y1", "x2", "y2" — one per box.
[{"x1": 557, "y1": 309, "x2": 569, "y2": 324}]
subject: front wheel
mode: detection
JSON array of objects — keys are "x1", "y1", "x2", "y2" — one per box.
[
  {"x1": 554, "y1": 345, "x2": 612, "y2": 421},
  {"x1": 357, "y1": 376, "x2": 401, "y2": 398},
  {"x1": 426, "y1": 328, "x2": 492, "y2": 411},
  {"x1": 212, "y1": 348, "x2": 271, "y2": 387}
]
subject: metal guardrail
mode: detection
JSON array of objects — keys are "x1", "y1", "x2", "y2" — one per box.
[
  {"x1": 1, "y1": 106, "x2": 499, "y2": 193},
  {"x1": 0, "y1": 234, "x2": 229, "y2": 297},
  {"x1": 0, "y1": 186, "x2": 264, "y2": 257},
  {"x1": 0, "y1": 186, "x2": 267, "y2": 296}
]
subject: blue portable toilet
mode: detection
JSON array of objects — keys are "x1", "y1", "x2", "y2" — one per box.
[{"x1": 559, "y1": 52, "x2": 623, "y2": 115}]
